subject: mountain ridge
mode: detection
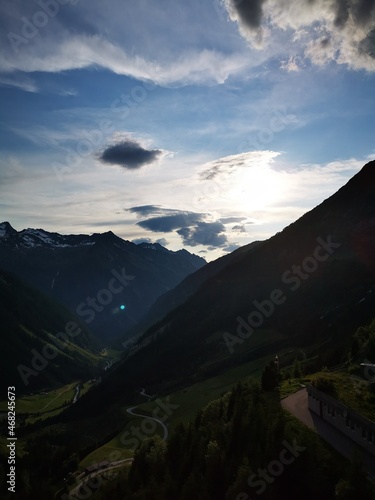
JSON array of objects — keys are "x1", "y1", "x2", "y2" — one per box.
[
  {"x1": 77, "y1": 161, "x2": 375, "y2": 411},
  {"x1": 0, "y1": 268, "x2": 101, "y2": 392},
  {"x1": 0, "y1": 224, "x2": 206, "y2": 342}
]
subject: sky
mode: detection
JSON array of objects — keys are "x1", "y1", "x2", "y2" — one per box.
[{"x1": 0, "y1": 0, "x2": 374, "y2": 261}]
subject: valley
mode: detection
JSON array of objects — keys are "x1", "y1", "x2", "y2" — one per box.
[{"x1": 0, "y1": 162, "x2": 374, "y2": 499}]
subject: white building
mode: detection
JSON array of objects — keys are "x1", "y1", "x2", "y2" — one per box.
[{"x1": 307, "y1": 383, "x2": 375, "y2": 457}]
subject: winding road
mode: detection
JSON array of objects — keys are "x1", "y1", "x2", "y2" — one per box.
[
  {"x1": 126, "y1": 406, "x2": 169, "y2": 441},
  {"x1": 68, "y1": 404, "x2": 169, "y2": 498}
]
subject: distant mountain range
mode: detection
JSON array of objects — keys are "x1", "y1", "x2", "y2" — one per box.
[
  {"x1": 0, "y1": 224, "x2": 206, "y2": 343},
  {"x1": 77, "y1": 161, "x2": 375, "y2": 410}
]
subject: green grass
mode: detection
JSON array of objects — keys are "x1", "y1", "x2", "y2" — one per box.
[
  {"x1": 280, "y1": 378, "x2": 307, "y2": 399},
  {"x1": 125, "y1": 349, "x2": 293, "y2": 431},
  {"x1": 79, "y1": 438, "x2": 134, "y2": 469},
  {"x1": 99, "y1": 347, "x2": 122, "y2": 361},
  {"x1": 281, "y1": 370, "x2": 375, "y2": 422},
  {"x1": 78, "y1": 412, "x2": 163, "y2": 469},
  {"x1": 78, "y1": 352, "x2": 284, "y2": 468},
  {"x1": 0, "y1": 381, "x2": 94, "y2": 424}
]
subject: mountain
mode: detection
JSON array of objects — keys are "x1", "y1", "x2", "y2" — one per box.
[
  {"x1": 0, "y1": 225, "x2": 206, "y2": 343},
  {"x1": 79, "y1": 161, "x2": 375, "y2": 409},
  {"x1": 0, "y1": 269, "x2": 101, "y2": 392},
  {"x1": 123, "y1": 240, "x2": 263, "y2": 346}
]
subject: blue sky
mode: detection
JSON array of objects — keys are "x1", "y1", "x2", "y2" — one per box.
[{"x1": 0, "y1": 0, "x2": 374, "y2": 260}]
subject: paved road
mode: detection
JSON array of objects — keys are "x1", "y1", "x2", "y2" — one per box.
[
  {"x1": 69, "y1": 404, "x2": 169, "y2": 497},
  {"x1": 69, "y1": 459, "x2": 133, "y2": 498},
  {"x1": 282, "y1": 388, "x2": 375, "y2": 480},
  {"x1": 281, "y1": 388, "x2": 315, "y2": 429},
  {"x1": 126, "y1": 406, "x2": 168, "y2": 441}
]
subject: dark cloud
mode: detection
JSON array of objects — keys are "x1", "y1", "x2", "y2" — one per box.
[
  {"x1": 177, "y1": 221, "x2": 227, "y2": 247},
  {"x1": 229, "y1": 0, "x2": 266, "y2": 30},
  {"x1": 156, "y1": 238, "x2": 168, "y2": 246},
  {"x1": 232, "y1": 224, "x2": 247, "y2": 233},
  {"x1": 226, "y1": 0, "x2": 375, "y2": 70},
  {"x1": 128, "y1": 205, "x2": 179, "y2": 217},
  {"x1": 334, "y1": 0, "x2": 350, "y2": 27},
  {"x1": 127, "y1": 205, "x2": 242, "y2": 249},
  {"x1": 138, "y1": 213, "x2": 203, "y2": 232},
  {"x1": 220, "y1": 216, "x2": 248, "y2": 223},
  {"x1": 354, "y1": 0, "x2": 375, "y2": 26},
  {"x1": 100, "y1": 140, "x2": 162, "y2": 169},
  {"x1": 359, "y1": 27, "x2": 375, "y2": 55},
  {"x1": 229, "y1": 0, "x2": 375, "y2": 31},
  {"x1": 127, "y1": 205, "x2": 205, "y2": 233}
]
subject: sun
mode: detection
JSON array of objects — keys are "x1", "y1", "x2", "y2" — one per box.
[{"x1": 227, "y1": 158, "x2": 286, "y2": 213}]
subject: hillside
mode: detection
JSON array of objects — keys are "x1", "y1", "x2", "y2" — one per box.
[
  {"x1": 78, "y1": 161, "x2": 375, "y2": 410},
  {"x1": 2, "y1": 163, "x2": 375, "y2": 500},
  {"x1": 0, "y1": 270, "x2": 101, "y2": 392},
  {"x1": 0, "y1": 225, "x2": 206, "y2": 343}
]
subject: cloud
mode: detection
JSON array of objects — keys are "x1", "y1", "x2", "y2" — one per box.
[
  {"x1": 128, "y1": 206, "x2": 205, "y2": 231},
  {"x1": 132, "y1": 236, "x2": 168, "y2": 246},
  {"x1": 137, "y1": 213, "x2": 204, "y2": 232},
  {"x1": 99, "y1": 139, "x2": 162, "y2": 169},
  {"x1": 200, "y1": 150, "x2": 280, "y2": 180},
  {"x1": 0, "y1": 74, "x2": 38, "y2": 92},
  {"x1": 128, "y1": 205, "x2": 205, "y2": 234},
  {"x1": 127, "y1": 205, "x2": 229, "y2": 248},
  {"x1": 224, "y1": 0, "x2": 375, "y2": 71},
  {"x1": 232, "y1": 224, "x2": 247, "y2": 233},
  {"x1": 128, "y1": 205, "x2": 179, "y2": 217},
  {"x1": 280, "y1": 56, "x2": 302, "y2": 72},
  {"x1": 0, "y1": 0, "x2": 250, "y2": 88},
  {"x1": 177, "y1": 221, "x2": 227, "y2": 247},
  {"x1": 220, "y1": 216, "x2": 248, "y2": 223},
  {"x1": 0, "y1": 34, "x2": 248, "y2": 86},
  {"x1": 132, "y1": 237, "x2": 152, "y2": 244},
  {"x1": 224, "y1": 0, "x2": 266, "y2": 47}
]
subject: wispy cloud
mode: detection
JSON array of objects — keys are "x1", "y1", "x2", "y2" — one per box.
[
  {"x1": 199, "y1": 151, "x2": 280, "y2": 180},
  {"x1": 0, "y1": 74, "x2": 38, "y2": 92},
  {"x1": 0, "y1": 33, "x2": 249, "y2": 87}
]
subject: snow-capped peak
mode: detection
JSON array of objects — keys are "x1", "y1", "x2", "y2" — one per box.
[{"x1": 0, "y1": 223, "x2": 95, "y2": 249}]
